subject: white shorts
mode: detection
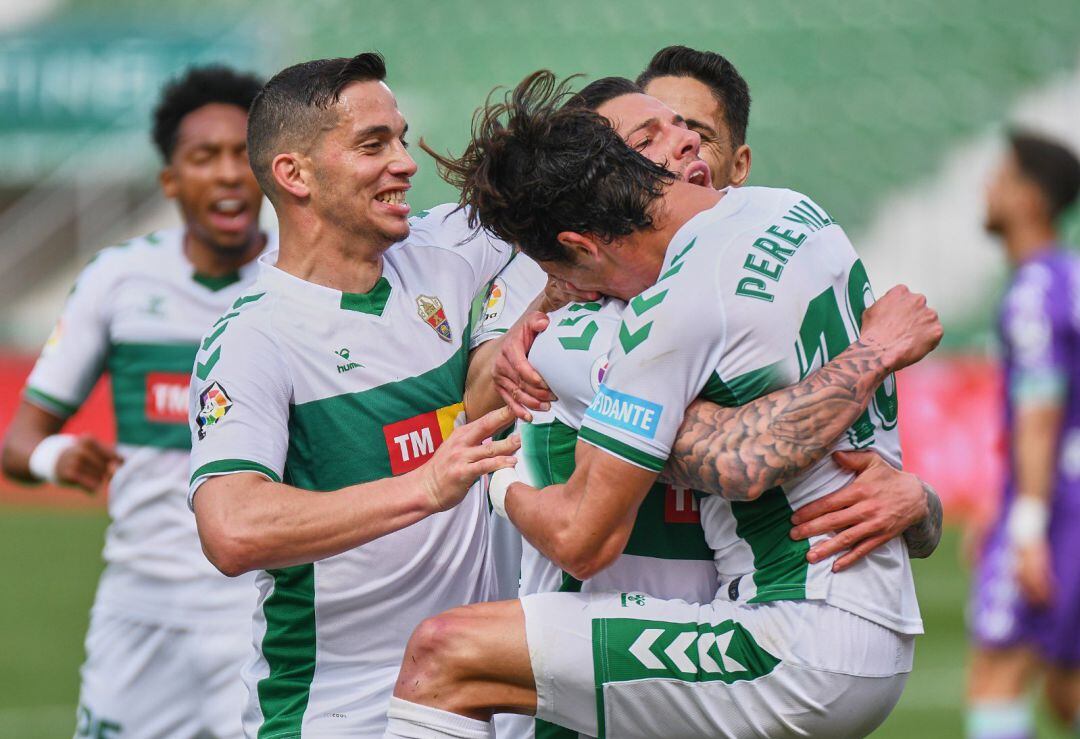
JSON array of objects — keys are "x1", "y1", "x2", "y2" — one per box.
[
  {"x1": 519, "y1": 591, "x2": 915, "y2": 739},
  {"x1": 75, "y1": 608, "x2": 251, "y2": 739}
]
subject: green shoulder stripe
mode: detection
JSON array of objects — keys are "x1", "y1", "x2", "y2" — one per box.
[
  {"x1": 24, "y1": 386, "x2": 78, "y2": 418},
  {"x1": 578, "y1": 427, "x2": 665, "y2": 472},
  {"x1": 190, "y1": 458, "x2": 282, "y2": 486}
]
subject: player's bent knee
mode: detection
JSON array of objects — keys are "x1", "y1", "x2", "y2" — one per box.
[{"x1": 397, "y1": 609, "x2": 487, "y2": 695}]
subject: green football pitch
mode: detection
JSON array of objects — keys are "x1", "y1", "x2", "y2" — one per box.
[{"x1": 0, "y1": 510, "x2": 1070, "y2": 738}]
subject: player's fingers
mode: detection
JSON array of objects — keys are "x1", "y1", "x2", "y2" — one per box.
[
  {"x1": 831, "y1": 450, "x2": 877, "y2": 473},
  {"x1": 806, "y1": 521, "x2": 877, "y2": 564},
  {"x1": 495, "y1": 380, "x2": 533, "y2": 421},
  {"x1": 469, "y1": 435, "x2": 521, "y2": 461},
  {"x1": 83, "y1": 436, "x2": 123, "y2": 465},
  {"x1": 471, "y1": 455, "x2": 520, "y2": 476},
  {"x1": 790, "y1": 487, "x2": 863, "y2": 526},
  {"x1": 832, "y1": 534, "x2": 891, "y2": 572},
  {"x1": 461, "y1": 406, "x2": 516, "y2": 442},
  {"x1": 791, "y1": 505, "x2": 864, "y2": 540}
]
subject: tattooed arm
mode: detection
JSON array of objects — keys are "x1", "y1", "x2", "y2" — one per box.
[
  {"x1": 662, "y1": 338, "x2": 890, "y2": 499},
  {"x1": 661, "y1": 285, "x2": 942, "y2": 500},
  {"x1": 904, "y1": 480, "x2": 943, "y2": 559}
]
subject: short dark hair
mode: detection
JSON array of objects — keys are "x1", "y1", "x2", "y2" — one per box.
[
  {"x1": 424, "y1": 71, "x2": 675, "y2": 264},
  {"x1": 636, "y1": 45, "x2": 751, "y2": 148},
  {"x1": 247, "y1": 52, "x2": 387, "y2": 199},
  {"x1": 152, "y1": 65, "x2": 264, "y2": 162},
  {"x1": 1009, "y1": 131, "x2": 1080, "y2": 219},
  {"x1": 566, "y1": 76, "x2": 643, "y2": 112}
]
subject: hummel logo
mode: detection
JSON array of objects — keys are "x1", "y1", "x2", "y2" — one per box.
[
  {"x1": 621, "y1": 593, "x2": 646, "y2": 607},
  {"x1": 335, "y1": 347, "x2": 363, "y2": 374},
  {"x1": 143, "y1": 295, "x2": 166, "y2": 316}
]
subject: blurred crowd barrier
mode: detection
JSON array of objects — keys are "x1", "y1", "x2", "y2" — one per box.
[{"x1": 0, "y1": 352, "x2": 1004, "y2": 521}]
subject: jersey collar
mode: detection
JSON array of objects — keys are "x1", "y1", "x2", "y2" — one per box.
[{"x1": 255, "y1": 250, "x2": 395, "y2": 316}]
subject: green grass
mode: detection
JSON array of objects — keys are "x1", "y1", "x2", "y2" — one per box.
[{"x1": 0, "y1": 512, "x2": 1071, "y2": 737}]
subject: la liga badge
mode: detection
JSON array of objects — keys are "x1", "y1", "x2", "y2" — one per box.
[{"x1": 197, "y1": 381, "x2": 233, "y2": 439}]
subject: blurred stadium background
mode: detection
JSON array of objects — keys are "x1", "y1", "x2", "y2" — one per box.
[{"x1": 1, "y1": 0, "x2": 1078, "y2": 736}]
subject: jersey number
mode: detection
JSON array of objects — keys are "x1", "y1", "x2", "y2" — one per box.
[{"x1": 794, "y1": 260, "x2": 897, "y2": 448}]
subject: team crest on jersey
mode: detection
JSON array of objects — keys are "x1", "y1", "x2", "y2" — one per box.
[
  {"x1": 589, "y1": 353, "x2": 610, "y2": 394},
  {"x1": 196, "y1": 382, "x2": 232, "y2": 439},
  {"x1": 416, "y1": 295, "x2": 453, "y2": 342}
]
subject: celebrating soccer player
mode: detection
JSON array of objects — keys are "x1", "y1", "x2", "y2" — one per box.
[{"x1": 1, "y1": 66, "x2": 268, "y2": 738}]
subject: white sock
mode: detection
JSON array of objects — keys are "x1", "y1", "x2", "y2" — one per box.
[
  {"x1": 383, "y1": 697, "x2": 494, "y2": 739},
  {"x1": 966, "y1": 699, "x2": 1032, "y2": 739}
]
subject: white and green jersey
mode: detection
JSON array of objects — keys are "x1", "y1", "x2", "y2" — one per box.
[
  {"x1": 187, "y1": 204, "x2": 512, "y2": 738},
  {"x1": 24, "y1": 229, "x2": 266, "y2": 625},
  {"x1": 469, "y1": 251, "x2": 548, "y2": 349},
  {"x1": 579, "y1": 187, "x2": 922, "y2": 635},
  {"x1": 519, "y1": 298, "x2": 717, "y2": 602}
]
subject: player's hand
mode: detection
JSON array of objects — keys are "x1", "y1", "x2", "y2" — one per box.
[
  {"x1": 859, "y1": 285, "x2": 943, "y2": 373},
  {"x1": 789, "y1": 450, "x2": 927, "y2": 571},
  {"x1": 1015, "y1": 537, "x2": 1055, "y2": 607},
  {"x1": 494, "y1": 311, "x2": 554, "y2": 421},
  {"x1": 536, "y1": 276, "x2": 601, "y2": 314},
  {"x1": 55, "y1": 435, "x2": 123, "y2": 494},
  {"x1": 418, "y1": 406, "x2": 520, "y2": 512}
]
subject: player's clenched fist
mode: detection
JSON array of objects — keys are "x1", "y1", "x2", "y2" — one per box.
[
  {"x1": 859, "y1": 285, "x2": 944, "y2": 372},
  {"x1": 417, "y1": 406, "x2": 520, "y2": 512},
  {"x1": 56, "y1": 435, "x2": 123, "y2": 493}
]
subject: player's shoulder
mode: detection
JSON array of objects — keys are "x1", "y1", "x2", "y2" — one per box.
[
  {"x1": 396, "y1": 202, "x2": 512, "y2": 264},
  {"x1": 199, "y1": 283, "x2": 278, "y2": 354},
  {"x1": 78, "y1": 228, "x2": 183, "y2": 281}
]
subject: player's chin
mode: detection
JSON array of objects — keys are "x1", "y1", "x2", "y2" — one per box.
[{"x1": 377, "y1": 216, "x2": 411, "y2": 244}]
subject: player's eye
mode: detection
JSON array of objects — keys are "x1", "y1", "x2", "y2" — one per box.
[
  {"x1": 400, "y1": 137, "x2": 410, "y2": 149},
  {"x1": 633, "y1": 138, "x2": 651, "y2": 152}
]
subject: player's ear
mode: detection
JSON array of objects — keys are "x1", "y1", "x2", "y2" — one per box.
[
  {"x1": 729, "y1": 144, "x2": 751, "y2": 187},
  {"x1": 271, "y1": 152, "x2": 311, "y2": 200},
  {"x1": 159, "y1": 165, "x2": 179, "y2": 200},
  {"x1": 556, "y1": 231, "x2": 600, "y2": 263}
]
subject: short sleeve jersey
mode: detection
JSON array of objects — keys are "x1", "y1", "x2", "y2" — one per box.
[
  {"x1": 579, "y1": 187, "x2": 922, "y2": 635},
  {"x1": 999, "y1": 248, "x2": 1080, "y2": 510},
  {"x1": 24, "y1": 228, "x2": 265, "y2": 625},
  {"x1": 470, "y1": 252, "x2": 549, "y2": 348},
  {"x1": 517, "y1": 298, "x2": 717, "y2": 603},
  {"x1": 187, "y1": 204, "x2": 512, "y2": 738}
]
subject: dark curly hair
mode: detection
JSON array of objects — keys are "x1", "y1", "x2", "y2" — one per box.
[
  {"x1": 152, "y1": 65, "x2": 264, "y2": 162},
  {"x1": 1009, "y1": 130, "x2": 1080, "y2": 219},
  {"x1": 423, "y1": 71, "x2": 675, "y2": 264}
]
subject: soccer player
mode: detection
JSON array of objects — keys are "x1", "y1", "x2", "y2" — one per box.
[
  {"x1": 187, "y1": 54, "x2": 521, "y2": 738},
  {"x1": 0, "y1": 66, "x2": 268, "y2": 738},
  {"x1": 967, "y1": 132, "x2": 1080, "y2": 738},
  {"x1": 383, "y1": 72, "x2": 940, "y2": 739}
]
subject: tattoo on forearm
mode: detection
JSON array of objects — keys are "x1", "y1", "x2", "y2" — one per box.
[
  {"x1": 903, "y1": 483, "x2": 943, "y2": 559},
  {"x1": 661, "y1": 339, "x2": 887, "y2": 500}
]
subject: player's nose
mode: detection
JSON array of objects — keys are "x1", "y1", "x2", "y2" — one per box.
[
  {"x1": 673, "y1": 126, "x2": 701, "y2": 163},
  {"x1": 389, "y1": 141, "x2": 418, "y2": 178}
]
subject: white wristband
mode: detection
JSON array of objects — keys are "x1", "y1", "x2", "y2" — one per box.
[
  {"x1": 489, "y1": 466, "x2": 520, "y2": 519},
  {"x1": 28, "y1": 434, "x2": 78, "y2": 484},
  {"x1": 1006, "y1": 496, "x2": 1049, "y2": 546}
]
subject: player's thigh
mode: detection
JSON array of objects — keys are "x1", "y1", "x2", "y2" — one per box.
[
  {"x1": 192, "y1": 619, "x2": 251, "y2": 739},
  {"x1": 76, "y1": 611, "x2": 201, "y2": 738},
  {"x1": 966, "y1": 645, "x2": 1040, "y2": 700},
  {"x1": 523, "y1": 591, "x2": 910, "y2": 739}
]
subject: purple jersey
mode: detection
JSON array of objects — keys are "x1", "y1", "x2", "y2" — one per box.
[{"x1": 970, "y1": 246, "x2": 1080, "y2": 666}]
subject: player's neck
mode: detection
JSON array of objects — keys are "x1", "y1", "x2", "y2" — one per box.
[
  {"x1": 1004, "y1": 220, "x2": 1057, "y2": 267},
  {"x1": 183, "y1": 229, "x2": 265, "y2": 277},
  {"x1": 646, "y1": 180, "x2": 724, "y2": 263},
  {"x1": 275, "y1": 216, "x2": 387, "y2": 294}
]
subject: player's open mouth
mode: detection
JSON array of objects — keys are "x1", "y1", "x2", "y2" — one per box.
[
  {"x1": 374, "y1": 188, "x2": 411, "y2": 216},
  {"x1": 208, "y1": 198, "x2": 253, "y2": 232},
  {"x1": 683, "y1": 161, "x2": 711, "y2": 187}
]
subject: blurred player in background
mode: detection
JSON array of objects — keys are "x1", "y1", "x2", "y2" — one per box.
[
  {"x1": 0, "y1": 66, "x2": 268, "y2": 738},
  {"x1": 967, "y1": 132, "x2": 1080, "y2": 738},
  {"x1": 188, "y1": 53, "x2": 520, "y2": 738}
]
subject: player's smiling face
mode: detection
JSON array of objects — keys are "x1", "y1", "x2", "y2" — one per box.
[
  {"x1": 310, "y1": 79, "x2": 417, "y2": 247},
  {"x1": 162, "y1": 103, "x2": 263, "y2": 252},
  {"x1": 596, "y1": 93, "x2": 712, "y2": 189}
]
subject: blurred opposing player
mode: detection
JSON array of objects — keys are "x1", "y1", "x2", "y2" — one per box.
[
  {"x1": 188, "y1": 54, "x2": 520, "y2": 737},
  {"x1": 967, "y1": 132, "x2": 1080, "y2": 738},
  {"x1": 0, "y1": 66, "x2": 268, "y2": 738}
]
